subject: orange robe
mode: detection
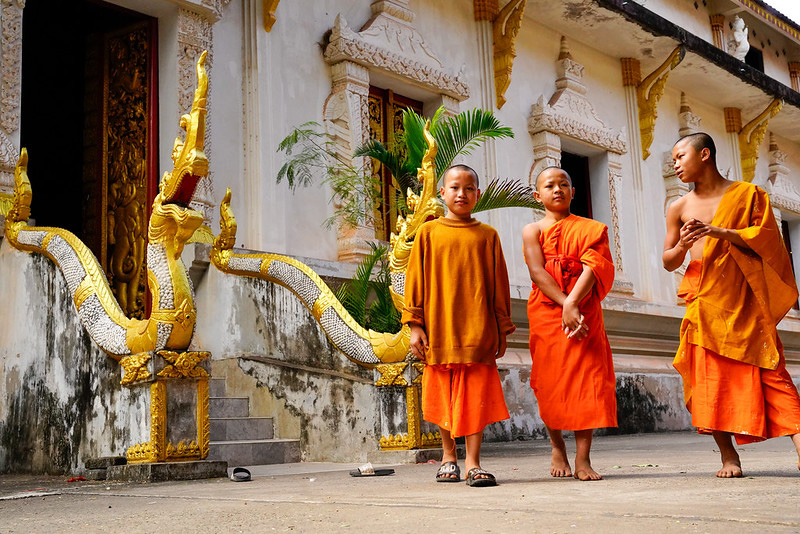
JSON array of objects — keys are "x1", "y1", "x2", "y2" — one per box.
[
  {"x1": 674, "y1": 182, "x2": 800, "y2": 443},
  {"x1": 526, "y1": 215, "x2": 617, "y2": 431},
  {"x1": 402, "y1": 218, "x2": 515, "y2": 437}
]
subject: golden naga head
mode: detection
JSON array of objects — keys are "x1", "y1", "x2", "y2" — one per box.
[
  {"x1": 210, "y1": 188, "x2": 238, "y2": 267},
  {"x1": 389, "y1": 121, "x2": 444, "y2": 274},
  {"x1": 153, "y1": 50, "x2": 209, "y2": 213},
  {"x1": 149, "y1": 51, "x2": 209, "y2": 249}
]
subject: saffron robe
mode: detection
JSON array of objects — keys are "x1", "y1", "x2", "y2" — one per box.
[
  {"x1": 674, "y1": 182, "x2": 800, "y2": 443},
  {"x1": 402, "y1": 218, "x2": 515, "y2": 436},
  {"x1": 526, "y1": 215, "x2": 617, "y2": 431}
]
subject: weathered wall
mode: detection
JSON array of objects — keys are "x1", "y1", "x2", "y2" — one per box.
[{"x1": 0, "y1": 240, "x2": 148, "y2": 474}]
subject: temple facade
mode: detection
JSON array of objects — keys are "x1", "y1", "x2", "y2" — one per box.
[{"x1": 2, "y1": 0, "x2": 800, "y2": 473}]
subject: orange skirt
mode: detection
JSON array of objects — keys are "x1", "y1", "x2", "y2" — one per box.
[
  {"x1": 685, "y1": 342, "x2": 800, "y2": 444},
  {"x1": 421, "y1": 363, "x2": 509, "y2": 438}
]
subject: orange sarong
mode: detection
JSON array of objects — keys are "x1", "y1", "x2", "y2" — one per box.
[
  {"x1": 527, "y1": 215, "x2": 617, "y2": 431},
  {"x1": 678, "y1": 261, "x2": 800, "y2": 443},
  {"x1": 422, "y1": 363, "x2": 509, "y2": 437}
]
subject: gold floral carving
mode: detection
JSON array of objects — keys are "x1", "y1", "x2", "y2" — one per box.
[
  {"x1": 166, "y1": 440, "x2": 202, "y2": 461},
  {"x1": 157, "y1": 350, "x2": 210, "y2": 379},
  {"x1": 127, "y1": 381, "x2": 167, "y2": 463},
  {"x1": 263, "y1": 0, "x2": 281, "y2": 32},
  {"x1": 197, "y1": 378, "x2": 210, "y2": 459},
  {"x1": 739, "y1": 99, "x2": 782, "y2": 183},
  {"x1": 0, "y1": 192, "x2": 12, "y2": 218},
  {"x1": 405, "y1": 385, "x2": 421, "y2": 448},
  {"x1": 636, "y1": 46, "x2": 685, "y2": 160},
  {"x1": 493, "y1": 0, "x2": 526, "y2": 109},
  {"x1": 105, "y1": 28, "x2": 150, "y2": 319},
  {"x1": 375, "y1": 363, "x2": 408, "y2": 386},
  {"x1": 120, "y1": 353, "x2": 153, "y2": 385},
  {"x1": 411, "y1": 363, "x2": 425, "y2": 385}
]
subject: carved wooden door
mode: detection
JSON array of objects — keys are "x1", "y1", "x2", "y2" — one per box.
[{"x1": 84, "y1": 20, "x2": 158, "y2": 319}]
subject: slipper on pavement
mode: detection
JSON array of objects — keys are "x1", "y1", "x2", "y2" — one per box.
[
  {"x1": 349, "y1": 462, "x2": 395, "y2": 477},
  {"x1": 230, "y1": 467, "x2": 251, "y2": 482}
]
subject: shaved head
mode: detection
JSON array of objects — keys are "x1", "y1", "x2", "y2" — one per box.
[
  {"x1": 534, "y1": 166, "x2": 572, "y2": 190},
  {"x1": 675, "y1": 132, "x2": 716, "y2": 162},
  {"x1": 442, "y1": 164, "x2": 479, "y2": 188}
]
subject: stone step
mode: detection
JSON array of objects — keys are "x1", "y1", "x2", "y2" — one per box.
[
  {"x1": 208, "y1": 439, "x2": 301, "y2": 466},
  {"x1": 210, "y1": 417, "x2": 274, "y2": 441},
  {"x1": 209, "y1": 377, "x2": 227, "y2": 397},
  {"x1": 209, "y1": 397, "x2": 250, "y2": 418}
]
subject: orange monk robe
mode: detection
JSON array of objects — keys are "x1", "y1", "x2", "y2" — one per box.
[
  {"x1": 674, "y1": 181, "x2": 800, "y2": 443},
  {"x1": 526, "y1": 215, "x2": 617, "y2": 431},
  {"x1": 402, "y1": 218, "x2": 515, "y2": 437}
]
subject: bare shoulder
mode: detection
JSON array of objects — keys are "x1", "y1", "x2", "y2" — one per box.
[
  {"x1": 522, "y1": 221, "x2": 542, "y2": 243},
  {"x1": 666, "y1": 192, "x2": 696, "y2": 223}
]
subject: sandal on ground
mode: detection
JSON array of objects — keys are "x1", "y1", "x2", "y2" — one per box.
[
  {"x1": 465, "y1": 467, "x2": 497, "y2": 487},
  {"x1": 435, "y1": 461, "x2": 461, "y2": 482}
]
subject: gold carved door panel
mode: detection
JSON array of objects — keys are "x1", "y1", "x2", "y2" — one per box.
[
  {"x1": 84, "y1": 21, "x2": 157, "y2": 319},
  {"x1": 367, "y1": 88, "x2": 423, "y2": 241}
]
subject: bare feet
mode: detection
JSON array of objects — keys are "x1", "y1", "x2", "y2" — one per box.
[
  {"x1": 550, "y1": 447, "x2": 573, "y2": 478},
  {"x1": 712, "y1": 431, "x2": 743, "y2": 478},
  {"x1": 574, "y1": 462, "x2": 602, "y2": 481},
  {"x1": 716, "y1": 459, "x2": 743, "y2": 478}
]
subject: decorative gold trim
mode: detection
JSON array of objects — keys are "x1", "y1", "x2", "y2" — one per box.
[
  {"x1": 724, "y1": 107, "x2": 742, "y2": 133},
  {"x1": 620, "y1": 58, "x2": 641, "y2": 87},
  {"x1": 188, "y1": 224, "x2": 215, "y2": 244},
  {"x1": 120, "y1": 353, "x2": 153, "y2": 385},
  {"x1": 374, "y1": 363, "x2": 408, "y2": 386},
  {"x1": 157, "y1": 350, "x2": 210, "y2": 379},
  {"x1": 197, "y1": 377, "x2": 210, "y2": 459},
  {"x1": 405, "y1": 385, "x2": 421, "y2": 448},
  {"x1": 166, "y1": 440, "x2": 203, "y2": 461},
  {"x1": 474, "y1": 0, "x2": 499, "y2": 21},
  {"x1": 493, "y1": 0, "x2": 526, "y2": 109},
  {"x1": 0, "y1": 192, "x2": 12, "y2": 218},
  {"x1": 637, "y1": 46, "x2": 684, "y2": 160},
  {"x1": 73, "y1": 277, "x2": 95, "y2": 310},
  {"x1": 739, "y1": 99, "x2": 782, "y2": 183},
  {"x1": 739, "y1": 0, "x2": 800, "y2": 42},
  {"x1": 263, "y1": 0, "x2": 280, "y2": 32},
  {"x1": 127, "y1": 381, "x2": 167, "y2": 463}
]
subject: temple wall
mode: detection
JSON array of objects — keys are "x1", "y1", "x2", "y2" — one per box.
[{"x1": 0, "y1": 240, "x2": 148, "y2": 474}]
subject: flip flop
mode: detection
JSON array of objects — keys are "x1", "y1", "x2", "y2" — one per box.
[
  {"x1": 435, "y1": 461, "x2": 461, "y2": 482},
  {"x1": 465, "y1": 467, "x2": 497, "y2": 487},
  {"x1": 230, "y1": 467, "x2": 251, "y2": 482},
  {"x1": 349, "y1": 462, "x2": 395, "y2": 477}
]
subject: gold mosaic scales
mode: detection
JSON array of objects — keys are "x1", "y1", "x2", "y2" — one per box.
[{"x1": 211, "y1": 122, "x2": 444, "y2": 368}]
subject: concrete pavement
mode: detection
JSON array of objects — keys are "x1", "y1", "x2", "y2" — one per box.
[{"x1": 1, "y1": 431, "x2": 799, "y2": 533}]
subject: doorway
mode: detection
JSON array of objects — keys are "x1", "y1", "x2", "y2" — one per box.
[{"x1": 21, "y1": 0, "x2": 158, "y2": 318}]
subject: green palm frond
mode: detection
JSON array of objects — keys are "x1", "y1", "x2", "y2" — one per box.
[
  {"x1": 366, "y1": 251, "x2": 402, "y2": 333},
  {"x1": 430, "y1": 108, "x2": 514, "y2": 179},
  {"x1": 473, "y1": 178, "x2": 542, "y2": 214},
  {"x1": 334, "y1": 243, "x2": 385, "y2": 327}
]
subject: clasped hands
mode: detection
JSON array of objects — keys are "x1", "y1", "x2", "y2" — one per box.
[
  {"x1": 678, "y1": 218, "x2": 716, "y2": 250},
  {"x1": 562, "y1": 298, "x2": 588, "y2": 341}
]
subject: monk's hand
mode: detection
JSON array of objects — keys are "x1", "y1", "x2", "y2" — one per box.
[
  {"x1": 678, "y1": 218, "x2": 710, "y2": 249},
  {"x1": 562, "y1": 299, "x2": 586, "y2": 340},
  {"x1": 496, "y1": 336, "x2": 507, "y2": 359},
  {"x1": 409, "y1": 324, "x2": 429, "y2": 362}
]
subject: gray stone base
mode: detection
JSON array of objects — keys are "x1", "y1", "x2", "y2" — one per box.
[
  {"x1": 106, "y1": 460, "x2": 228, "y2": 483},
  {"x1": 367, "y1": 446, "x2": 465, "y2": 465}
]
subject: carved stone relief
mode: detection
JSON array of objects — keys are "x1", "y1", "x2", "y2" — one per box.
[
  {"x1": 528, "y1": 37, "x2": 632, "y2": 295},
  {"x1": 0, "y1": 0, "x2": 24, "y2": 218},
  {"x1": 661, "y1": 93, "x2": 698, "y2": 215},
  {"x1": 766, "y1": 133, "x2": 800, "y2": 223},
  {"x1": 322, "y1": 0, "x2": 468, "y2": 261}
]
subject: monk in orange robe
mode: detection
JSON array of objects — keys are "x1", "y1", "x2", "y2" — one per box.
[
  {"x1": 403, "y1": 165, "x2": 515, "y2": 487},
  {"x1": 523, "y1": 167, "x2": 617, "y2": 481},
  {"x1": 664, "y1": 132, "x2": 800, "y2": 477}
]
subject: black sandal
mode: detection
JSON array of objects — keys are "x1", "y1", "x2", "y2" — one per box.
[
  {"x1": 435, "y1": 461, "x2": 461, "y2": 482},
  {"x1": 466, "y1": 467, "x2": 497, "y2": 487}
]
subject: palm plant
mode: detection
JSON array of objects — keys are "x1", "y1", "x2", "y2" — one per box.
[
  {"x1": 334, "y1": 242, "x2": 401, "y2": 333},
  {"x1": 277, "y1": 106, "x2": 542, "y2": 332}
]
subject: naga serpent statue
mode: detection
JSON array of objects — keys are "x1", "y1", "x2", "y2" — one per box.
[
  {"x1": 210, "y1": 122, "x2": 444, "y2": 368},
  {"x1": 4, "y1": 52, "x2": 210, "y2": 362}
]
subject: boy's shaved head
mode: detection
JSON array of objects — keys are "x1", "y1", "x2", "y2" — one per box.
[
  {"x1": 675, "y1": 132, "x2": 717, "y2": 162},
  {"x1": 442, "y1": 164, "x2": 480, "y2": 188},
  {"x1": 534, "y1": 166, "x2": 572, "y2": 190}
]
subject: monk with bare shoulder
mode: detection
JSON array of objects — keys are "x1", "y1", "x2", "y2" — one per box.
[
  {"x1": 523, "y1": 167, "x2": 617, "y2": 481},
  {"x1": 663, "y1": 132, "x2": 800, "y2": 478}
]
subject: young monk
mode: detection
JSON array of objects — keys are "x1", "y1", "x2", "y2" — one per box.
[
  {"x1": 403, "y1": 164, "x2": 515, "y2": 487},
  {"x1": 522, "y1": 166, "x2": 617, "y2": 481},
  {"x1": 664, "y1": 132, "x2": 800, "y2": 478}
]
